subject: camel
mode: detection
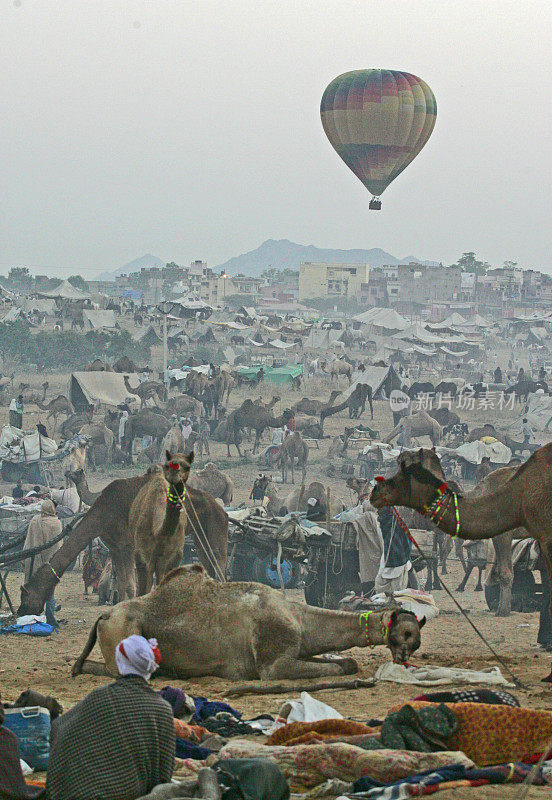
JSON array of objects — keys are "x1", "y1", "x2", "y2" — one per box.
[
  {"x1": 162, "y1": 424, "x2": 186, "y2": 455},
  {"x1": 292, "y1": 391, "x2": 340, "y2": 418},
  {"x1": 278, "y1": 431, "x2": 308, "y2": 484},
  {"x1": 330, "y1": 360, "x2": 353, "y2": 384},
  {"x1": 212, "y1": 371, "x2": 235, "y2": 408},
  {"x1": 59, "y1": 411, "x2": 93, "y2": 441},
  {"x1": 85, "y1": 359, "x2": 113, "y2": 372},
  {"x1": 66, "y1": 469, "x2": 101, "y2": 507},
  {"x1": 33, "y1": 395, "x2": 74, "y2": 433},
  {"x1": 188, "y1": 462, "x2": 233, "y2": 505},
  {"x1": 124, "y1": 376, "x2": 166, "y2": 409},
  {"x1": 72, "y1": 563, "x2": 424, "y2": 679},
  {"x1": 369, "y1": 446, "x2": 552, "y2": 681},
  {"x1": 428, "y1": 408, "x2": 460, "y2": 428},
  {"x1": 79, "y1": 422, "x2": 115, "y2": 467},
  {"x1": 320, "y1": 384, "x2": 374, "y2": 429},
  {"x1": 131, "y1": 450, "x2": 194, "y2": 595},
  {"x1": 385, "y1": 411, "x2": 442, "y2": 446},
  {"x1": 112, "y1": 355, "x2": 138, "y2": 373},
  {"x1": 185, "y1": 370, "x2": 209, "y2": 400},
  {"x1": 165, "y1": 394, "x2": 203, "y2": 419},
  {"x1": 19, "y1": 470, "x2": 228, "y2": 618},
  {"x1": 120, "y1": 410, "x2": 171, "y2": 453},
  {"x1": 226, "y1": 400, "x2": 292, "y2": 454}
]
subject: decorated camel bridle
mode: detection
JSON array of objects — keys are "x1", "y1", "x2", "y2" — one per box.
[
  {"x1": 374, "y1": 475, "x2": 461, "y2": 538},
  {"x1": 166, "y1": 461, "x2": 186, "y2": 511}
]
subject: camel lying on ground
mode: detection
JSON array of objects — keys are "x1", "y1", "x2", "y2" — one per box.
[
  {"x1": 73, "y1": 563, "x2": 424, "y2": 680},
  {"x1": 370, "y1": 445, "x2": 552, "y2": 681},
  {"x1": 188, "y1": 462, "x2": 233, "y2": 505}
]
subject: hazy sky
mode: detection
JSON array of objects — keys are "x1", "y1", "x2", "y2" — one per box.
[{"x1": 1, "y1": 0, "x2": 550, "y2": 276}]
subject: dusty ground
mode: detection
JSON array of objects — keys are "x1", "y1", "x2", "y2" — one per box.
[{"x1": 1, "y1": 365, "x2": 551, "y2": 797}]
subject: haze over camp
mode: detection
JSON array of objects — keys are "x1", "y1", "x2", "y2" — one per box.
[{"x1": 1, "y1": 2, "x2": 552, "y2": 800}]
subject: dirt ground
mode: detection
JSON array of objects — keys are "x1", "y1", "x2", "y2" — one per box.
[{"x1": 1, "y1": 366, "x2": 551, "y2": 797}]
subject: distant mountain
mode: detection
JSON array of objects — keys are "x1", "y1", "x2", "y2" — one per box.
[
  {"x1": 96, "y1": 253, "x2": 165, "y2": 281},
  {"x1": 216, "y1": 239, "x2": 432, "y2": 276}
]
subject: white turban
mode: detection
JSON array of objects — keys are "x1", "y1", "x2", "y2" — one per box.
[{"x1": 115, "y1": 634, "x2": 161, "y2": 680}]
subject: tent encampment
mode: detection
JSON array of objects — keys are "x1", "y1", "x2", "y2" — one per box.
[{"x1": 69, "y1": 372, "x2": 142, "y2": 411}]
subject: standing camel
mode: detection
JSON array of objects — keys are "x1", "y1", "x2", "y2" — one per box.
[
  {"x1": 18, "y1": 471, "x2": 228, "y2": 617},
  {"x1": 330, "y1": 360, "x2": 353, "y2": 384},
  {"x1": 226, "y1": 400, "x2": 292, "y2": 454},
  {"x1": 278, "y1": 432, "x2": 308, "y2": 484},
  {"x1": 385, "y1": 411, "x2": 442, "y2": 446},
  {"x1": 369, "y1": 445, "x2": 552, "y2": 682},
  {"x1": 320, "y1": 384, "x2": 374, "y2": 429},
  {"x1": 131, "y1": 450, "x2": 193, "y2": 595},
  {"x1": 123, "y1": 376, "x2": 166, "y2": 408},
  {"x1": 33, "y1": 395, "x2": 74, "y2": 434}
]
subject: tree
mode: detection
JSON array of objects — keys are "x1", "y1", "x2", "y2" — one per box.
[
  {"x1": 454, "y1": 252, "x2": 488, "y2": 276},
  {"x1": 503, "y1": 260, "x2": 519, "y2": 270},
  {"x1": 6, "y1": 267, "x2": 31, "y2": 290},
  {"x1": 68, "y1": 275, "x2": 89, "y2": 292}
]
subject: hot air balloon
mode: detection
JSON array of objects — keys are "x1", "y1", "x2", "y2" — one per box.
[{"x1": 320, "y1": 69, "x2": 437, "y2": 209}]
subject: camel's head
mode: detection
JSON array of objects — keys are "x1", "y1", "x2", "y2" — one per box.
[
  {"x1": 164, "y1": 450, "x2": 194, "y2": 487},
  {"x1": 369, "y1": 448, "x2": 446, "y2": 511},
  {"x1": 386, "y1": 609, "x2": 425, "y2": 664},
  {"x1": 18, "y1": 565, "x2": 57, "y2": 616},
  {"x1": 346, "y1": 476, "x2": 370, "y2": 500}
]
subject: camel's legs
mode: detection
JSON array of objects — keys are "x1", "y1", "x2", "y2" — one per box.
[
  {"x1": 456, "y1": 563, "x2": 474, "y2": 592},
  {"x1": 259, "y1": 655, "x2": 358, "y2": 680},
  {"x1": 490, "y1": 532, "x2": 513, "y2": 617},
  {"x1": 475, "y1": 566, "x2": 484, "y2": 592}
]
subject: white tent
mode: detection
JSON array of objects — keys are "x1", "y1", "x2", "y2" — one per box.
[
  {"x1": 83, "y1": 310, "x2": 117, "y2": 330},
  {"x1": 335, "y1": 364, "x2": 401, "y2": 402},
  {"x1": 22, "y1": 298, "x2": 56, "y2": 315},
  {"x1": 69, "y1": 372, "x2": 142, "y2": 411},
  {"x1": 354, "y1": 307, "x2": 410, "y2": 331},
  {"x1": 512, "y1": 393, "x2": 552, "y2": 432},
  {"x1": 442, "y1": 312, "x2": 467, "y2": 327},
  {"x1": 438, "y1": 440, "x2": 512, "y2": 465},
  {"x1": 36, "y1": 280, "x2": 90, "y2": 300}
]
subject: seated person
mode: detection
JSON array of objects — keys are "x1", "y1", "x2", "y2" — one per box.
[
  {"x1": 46, "y1": 635, "x2": 175, "y2": 800},
  {"x1": 12, "y1": 480, "x2": 24, "y2": 500},
  {"x1": 306, "y1": 496, "x2": 327, "y2": 522}
]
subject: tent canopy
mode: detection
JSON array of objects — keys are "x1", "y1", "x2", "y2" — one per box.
[
  {"x1": 266, "y1": 364, "x2": 304, "y2": 385},
  {"x1": 36, "y1": 280, "x2": 90, "y2": 300},
  {"x1": 354, "y1": 307, "x2": 410, "y2": 331},
  {"x1": 335, "y1": 364, "x2": 402, "y2": 402},
  {"x1": 70, "y1": 372, "x2": 142, "y2": 411},
  {"x1": 83, "y1": 310, "x2": 117, "y2": 329}
]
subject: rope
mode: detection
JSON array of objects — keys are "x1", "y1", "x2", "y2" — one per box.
[
  {"x1": 513, "y1": 733, "x2": 552, "y2": 798},
  {"x1": 174, "y1": 485, "x2": 226, "y2": 582},
  {"x1": 382, "y1": 500, "x2": 524, "y2": 688}
]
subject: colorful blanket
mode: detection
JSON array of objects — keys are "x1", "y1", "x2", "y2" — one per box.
[
  {"x1": 213, "y1": 739, "x2": 473, "y2": 791},
  {"x1": 387, "y1": 702, "x2": 552, "y2": 766},
  {"x1": 351, "y1": 760, "x2": 548, "y2": 798},
  {"x1": 266, "y1": 720, "x2": 377, "y2": 747}
]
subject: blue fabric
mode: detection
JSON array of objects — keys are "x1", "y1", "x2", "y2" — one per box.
[
  {"x1": 193, "y1": 696, "x2": 241, "y2": 723},
  {"x1": 0, "y1": 622, "x2": 56, "y2": 636},
  {"x1": 353, "y1": 761, "x2": 545, "y2": 793},
  {"x1": 174, "y1": 738, "x2": 212, "y2": 760},
  {"x1": 378, "y1": 507, "x2": 411, "y2": 568}
]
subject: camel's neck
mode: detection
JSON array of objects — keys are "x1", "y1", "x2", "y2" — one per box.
[
  {"x1": 160, "y1": 481, "x2": 186, "y2": 536},
  {"x1": 414, "y1": 482, "x2": 522, "y2": 540},
  {"x1": 74, "y1": 477, "x2": 101, "y2": 507},
  {"x1": 298, "y1": 605, "x2": 391, "y2": 656}
]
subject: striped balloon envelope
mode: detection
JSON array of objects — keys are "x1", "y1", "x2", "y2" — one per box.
[{"x1": 320, "y1": 69, "x2": 437, "y2": 206}]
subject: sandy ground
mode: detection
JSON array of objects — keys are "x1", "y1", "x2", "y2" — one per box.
[{"x1": 1, "y1": 366, "x2": 552, "y2": 797}]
